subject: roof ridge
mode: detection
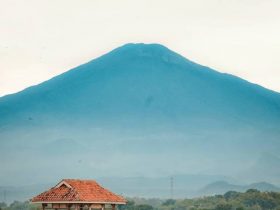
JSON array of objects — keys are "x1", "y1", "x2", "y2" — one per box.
[{"x1": 63, "y1": 178, "x2": 99, "y2": 182}]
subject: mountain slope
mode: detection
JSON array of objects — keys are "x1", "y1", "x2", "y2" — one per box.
[
  {"x1": 1, "y1": 43, "x2": 280, "y2": 127},
  {"x1": 0, "y1": 43, "x2": 280, "y2": 186},
  {"x1": 199, "y1": 181, "x2": 280, "y2": 196}
]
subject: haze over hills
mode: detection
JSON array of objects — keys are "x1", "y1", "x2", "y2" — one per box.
[
  {"x1": 198, "y1": 181, "x2": 280, "y2": 196},
  {"x1": 1, "y1": 178, "x2": 280, "y2": 204},
  {"x1": 0, "y1": 43, "x2": 280, "y2": 195}
]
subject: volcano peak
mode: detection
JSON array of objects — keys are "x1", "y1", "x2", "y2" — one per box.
[{"x1": 106, "y1": 43, "x2": 187, "y2": 65}]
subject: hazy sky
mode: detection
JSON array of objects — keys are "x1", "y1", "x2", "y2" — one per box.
[{"x1": 1, "y1": 0, "x2": 280, "y2": 96}]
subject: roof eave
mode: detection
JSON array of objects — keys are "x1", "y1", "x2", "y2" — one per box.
[{"x1": 31, "y1": 201, "x2": 126, "y2": 205}]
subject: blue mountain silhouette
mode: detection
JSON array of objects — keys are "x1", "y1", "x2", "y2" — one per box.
[{"x1": 0, "y1": 43, "x2": 279, "y2": 186}]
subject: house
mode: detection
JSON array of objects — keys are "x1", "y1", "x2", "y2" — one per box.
[{"x1": 31, "y1": 179, "x2": 126, "y2": 210}]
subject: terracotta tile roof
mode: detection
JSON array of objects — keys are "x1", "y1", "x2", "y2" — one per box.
[{"x1": 31, "y1": 179, "x2": 126, "y2": 204}]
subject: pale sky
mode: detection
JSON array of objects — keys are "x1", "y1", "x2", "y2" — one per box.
[{"x1": 1, "y1": 0, "x2": 280, "y2": 96}]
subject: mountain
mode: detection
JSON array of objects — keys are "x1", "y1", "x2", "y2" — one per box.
[
  {"x1": 247, "y1": 182, "x2": 280, "y2": 192},
  {"x1": 198, "y1": 181, "x2": 280, "y2": 196},
  {"x1": 0, "y1": 43, "x2": 280, "y2": 187},
  {"x1": 1, "y1": 43, "x2": 280, "y2": 127},
  {"x1": 199, "y1": 181, "x2": 243, "y2": 195}
]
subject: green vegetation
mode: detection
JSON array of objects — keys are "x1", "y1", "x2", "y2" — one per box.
[
  {"x1": 2, "y1": 190, "x2": 280, "y2": 210},
  {"x1": 0, "y1": 201, "x2": 39, "y2": 210},
  {"x1": 121, "y1": 190, "x2": 280, "y2": 210}
]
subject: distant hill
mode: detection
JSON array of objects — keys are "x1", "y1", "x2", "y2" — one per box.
[
  {"x1": 248, "y1": 182, "x2": 280, "y2": 192},
  {"x1": 0, "y1": 43, "x2": 280, "y2": 185},
  {"x1": 199, "y1": 181, "x2": 243, "y2": 195},
  {"x1": 198, "y1": 181, "x2": 280, "y2": 196}
]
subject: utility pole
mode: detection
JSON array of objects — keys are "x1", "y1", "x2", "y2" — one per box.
[
  {"x1": 170, "y1": 176, "x2": 174, "y2": 199},
  {"x1": 3, "y1": 190, "x2": 7, "y2": 203}
]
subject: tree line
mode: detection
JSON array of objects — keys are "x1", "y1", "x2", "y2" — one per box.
[{"x1": 1, "y1": 189, "x2": 280, "y2": 210}]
